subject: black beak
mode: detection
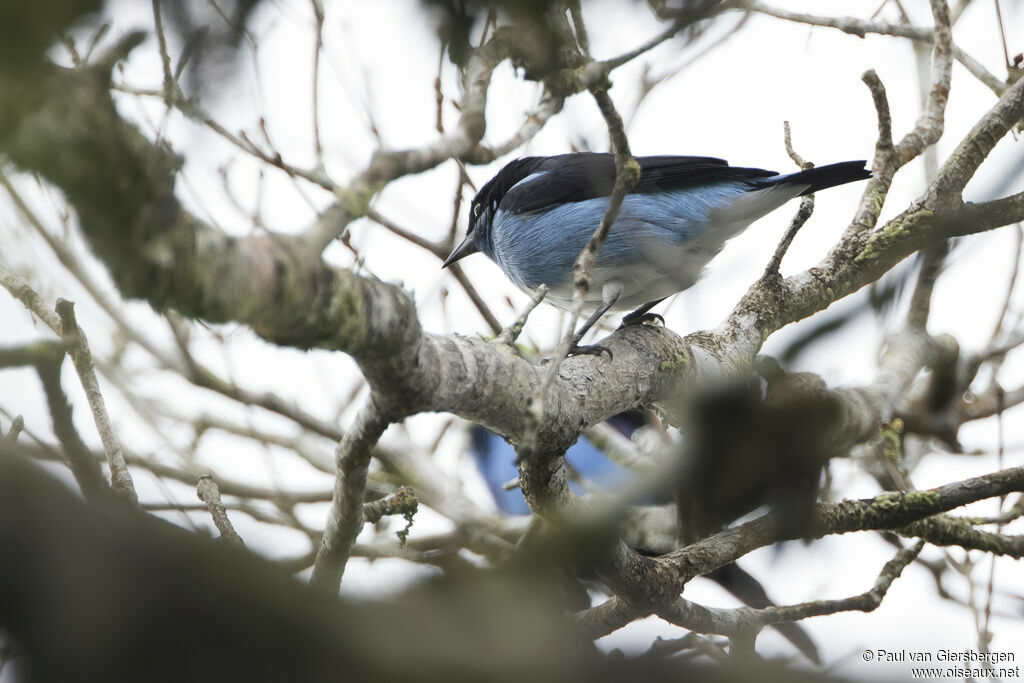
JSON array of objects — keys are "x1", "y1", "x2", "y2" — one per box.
[{"x1": 442, "y1": 233, "x2": 479, "y2": 269}]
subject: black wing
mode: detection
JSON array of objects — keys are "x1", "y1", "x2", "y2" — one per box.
[{"x1": 495, "y1": 152, "x2": 778, "y2": 215}]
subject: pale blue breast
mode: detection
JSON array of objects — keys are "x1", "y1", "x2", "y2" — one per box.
[{"x1": 483, "y1": 182, "x2": 752, "y2": 293}]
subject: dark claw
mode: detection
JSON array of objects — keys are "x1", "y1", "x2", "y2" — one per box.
[
  {"x1": 619, "y1": 312, "x2": 664, "y2": 329},
  {"x1": 568, "y1": 343, "x2": 613, "y2": 360}
]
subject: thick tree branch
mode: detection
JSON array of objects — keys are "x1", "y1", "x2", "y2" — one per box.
[
  {"x1": 657, "y1": 464, "x2": 1024, "y2": 595},
  {"x1": 574, "y1": 596, "x2": 640, "y2": 641}
]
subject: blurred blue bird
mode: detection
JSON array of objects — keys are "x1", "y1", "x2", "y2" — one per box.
[
  {"x1": 444, "y1": 152, "x2": 870, "y2": 354},
  {"x1": 471, "y1": 412, "x2": 643, "y2": 515},
  {"x1": 467, "y1": 414, "x2": 821, "y2": 664}
]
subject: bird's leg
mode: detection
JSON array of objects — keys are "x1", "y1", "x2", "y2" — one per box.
[
  {"x1": 567, "y1": 282, "x2": 622, "y2": 358},
  {"x1": 619, "y1": 298, "x2": 666, "y2": 329}
]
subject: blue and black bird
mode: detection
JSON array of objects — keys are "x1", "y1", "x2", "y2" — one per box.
[{"x1": 444, "y1": 152, "x2": 870, "y2": 354}]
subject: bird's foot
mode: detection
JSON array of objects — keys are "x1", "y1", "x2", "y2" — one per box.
[
  {"x1": 619, "y1": 312, "x2": 664, "y2": 329},
  {"x1": 568, "y1": 342, "x2": 613, "y2": 360}
]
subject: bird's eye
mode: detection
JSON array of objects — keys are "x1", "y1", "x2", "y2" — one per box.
[{"x1": 473, "y1": 204, "x2": 481, "y2": 217}]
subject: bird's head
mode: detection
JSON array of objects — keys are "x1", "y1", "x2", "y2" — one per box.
[
  {"x1": 442, "y1": 156, "x2": 542, "y2": 269},
  {"x1": 442, "y1": 185, "x2": 499, "y2": 268}
]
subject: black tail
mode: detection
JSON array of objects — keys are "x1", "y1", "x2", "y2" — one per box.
[{"x1": 769, "y1": 160, "x2": 872, "y2": 196}]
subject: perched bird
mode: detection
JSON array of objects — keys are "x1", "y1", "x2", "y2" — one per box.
[{"x1": 444, "y1": 152, "x2": 870, "y2": 354}]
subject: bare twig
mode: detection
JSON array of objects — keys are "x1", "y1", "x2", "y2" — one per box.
[
  {"x1": 567, "y1": 0, "x2": 591, "y2": 58},
  {"x1": 16, "y1": 344, "x2": 111, "y2": 503},
  {"x1": 989, "y1": 225, "x2": 1023, "y2": 344},
  {"x1": 863, "y1": 71, "x2": 894, "y2": 151},
  {"x1": 993, "y1": 0, "x2": 1012, "y2": 72},
  {"x1": 311, "y1": 396, "x2": 394, "y2": 590},
  {"x1": 560, "y1": 85, "x2": 638, "y2": 362},
  {"x1": 743, "y1": 2, "x2": 1005, "y2": 95},
  {"x1": 498, "y1": 285, "x2": 548, "y2": 346},
  {"x1": 5, "y1": 415, "x2": 24, "y2": 443},
  {"x1": 151, "y1": 0, "x2": 175, "y2": 101},
  {"x1": 782, "y1": 120, "x2": 812, "y2": 170},
  {"x1": 300, "y1": 30, "x2": 516, "y2": 252},
  {"x1": 599, "y1": 1, "x2": 723, "y2": 72},
  {"x1": 818, "y1": 0, "x2": 951, "y2": 253},
  {"x1": 196, "y1": 474, "x2": 246, "y2": 546},
  {"x1": 361, "y1": 486, "x2": 419, "y2": 546},
  {"x1": 434, "y1": 41, "x2": 446, "y2": 134},
  {"x1": 0, "y1": 174, "x2": 350, "y2": 453},
  {"x1": 477, "y1": 91, "x2": 565, "y2": 160},
  {"x1": 905, "y1": 244, "x2": 948, "y2": 330},
  {"x1": 366, "y1": 209, "x2": 502, "y2": 335},
  {"x1": 56, "y1": 299, "x2": 138, "y2": 504},
  {"x1": 761, "y1": 122, "x2": 816, "y2": 279},
  {"x1": 367, "y1": 209, "x2": 447, "y2": 256},
  {"x1": 967, "y1": 494, "x2": 1024, "y2": 526},
  {"x1": 361, "y1": 485, "x2": 417, "y2": 524},
  {"x1": 518, "y1": 77, "x2": 639, "y2": 498},
  {"x1": 898, "y1": 513, "x2": 1024, "y2": 557},
  {"x1": 447, "y1": 264, "x2": 503, "y2": 336},
  {"x1": 310, "y1": 0, "x2": 326, "y2": 163},
  {"x1": 895, "y1": 0, "x2": 952, "y2": 167},
  {"x1": 761, "y1": 198, "x2": 814, "y2": 281},
  {"x1": 658, "y1": 541, "x2": 923, "y2": 637},
  {"x1": 926, "y1": 64, "x2": 1024, "y2": 208},
  {"x1": 19, "y1": 435, "x2": 336, "y2": 505}
]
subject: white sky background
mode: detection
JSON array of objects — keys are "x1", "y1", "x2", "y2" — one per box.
[{"x1": 1, "y1": 0, "x2": 1024, "y2": 680}]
